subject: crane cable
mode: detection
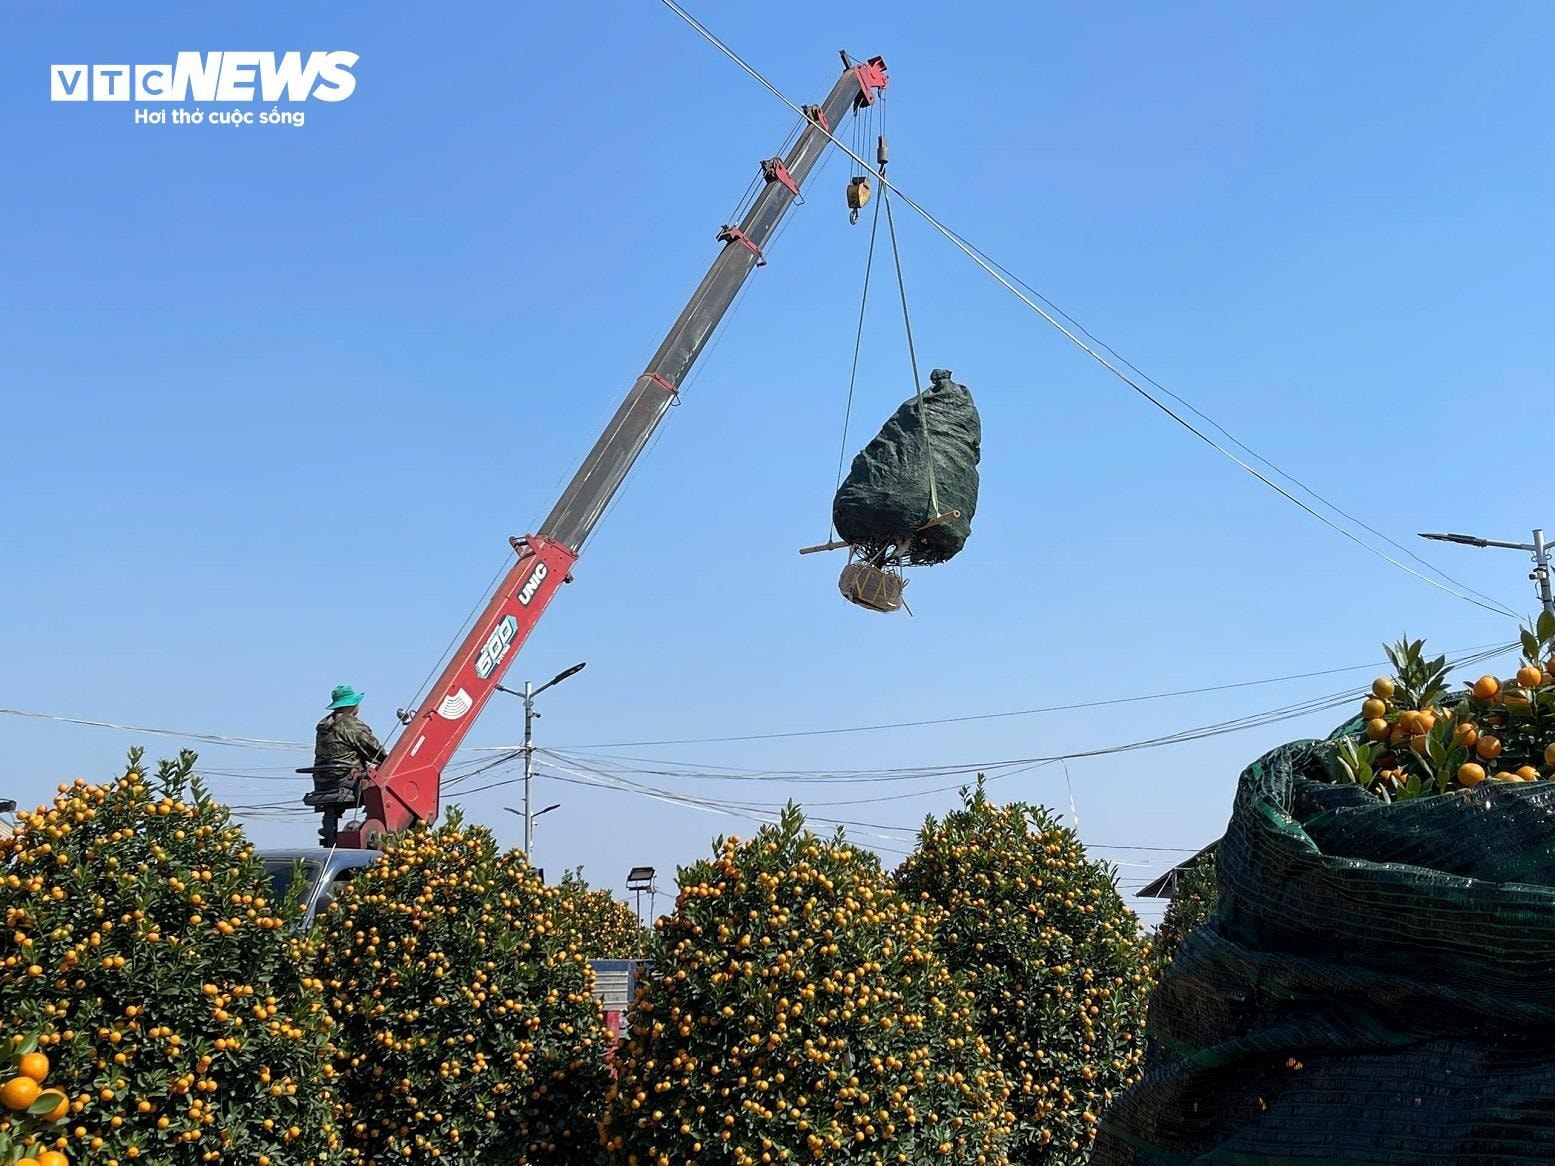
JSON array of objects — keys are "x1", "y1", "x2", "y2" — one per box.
[
  {"x1": 831, "y1": 162, "x2": 884, "y2": 539},
  {"x1": 651, "y1": 0, "x2": 1518, "y2": 620},
  {"x1": 832, "y1": 117, "x2": 941, "y2": 537},
  {"x1": 879, "y1": 148, "x2": 942, "y2": 522},
  {"x1": 875, "y1": 95, "x2": 941, "y2": 522}
]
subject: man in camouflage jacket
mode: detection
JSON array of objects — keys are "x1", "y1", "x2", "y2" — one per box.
[{"x1": 312, "y1": 684, "x2": 386, "y2": 804}]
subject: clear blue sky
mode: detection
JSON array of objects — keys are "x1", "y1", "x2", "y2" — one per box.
[{"x1": 3, "y1": 2, "x2": 1552, "y2": 922}]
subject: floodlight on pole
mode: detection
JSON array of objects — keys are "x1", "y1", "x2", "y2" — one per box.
[
  {"x1": 627, "y1": 866, "x2": 657, "y2": 931},
  {"x1": 1419, "y1": 528, "x2": 1553, "y2": 615}
]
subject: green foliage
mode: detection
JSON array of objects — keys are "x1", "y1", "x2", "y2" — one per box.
[
  {"x1": 551, "y1": 867, "x2": 648, "y2": 960},
  {"x1": 1383, "y1": 636, "x2": 1451, "y2": 713},
  {"x1": 0, "y1": 749, "x2": 341, "y2": 1163},
  {"x1": 601, "y1": 803, "x2": 1014, "y2": 1165},
  {"x1": 895, "y1": 782, "x2": 1152, "y2": 1164},
  {"x1": 1330, "y1": 630, "x2": 1555, "y2": 800},
  {"x1": 313, "y1": 812, "x2": 611, "y2": 1164}
]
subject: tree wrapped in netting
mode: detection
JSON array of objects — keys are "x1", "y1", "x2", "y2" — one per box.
[
  {"x1": 832, "y1": 369, "x2": 981, "y2": 565},
  {"x1": 1096, "y1": 679, "x2": 1555, "y2": 1164},
  {"x1": 895, "y1": 783, "x2": 1152, "y2": 1164},
  {"x1": 313, "y1": 813, "x2": 611, "y2": 1163},
  {"x1": 599, "y1": 804, "x2": 1014, "y2": 1165},
  {"x1": 0, "y1": 749, "x2": 342, "y2": 1164},
  {"x1": 551, "y1": 868, "x2": 648, "y2": 960}
]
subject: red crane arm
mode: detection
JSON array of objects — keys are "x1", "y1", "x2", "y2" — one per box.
[{"x1": 336, "y1": 55, "x2": 888, "y2": 848}]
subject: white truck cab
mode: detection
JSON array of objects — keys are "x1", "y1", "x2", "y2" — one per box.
[{"x1": 259, "y1": 847, "x2": 381, "y2": 928}]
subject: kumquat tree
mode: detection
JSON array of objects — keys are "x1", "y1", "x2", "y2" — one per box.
[
  {"x1": 1148, "y1": 851, "x2": 1217, "y2": 969},
  {"x1": 600, "y1": 804, "x2": 1015, "y2": 1165},
  {"x1": 312, "y1": 813, "x2": 613, "y2": 1164},
  {"x1": 894, "y1": 783, "x2": 1153, "y2": 1166},
  {"x1": 0, "y1": 749, "x2": 342, "y2": 1165},
  {"x1": 552, "y1": 868, "x2": 649, "y2": 960}
]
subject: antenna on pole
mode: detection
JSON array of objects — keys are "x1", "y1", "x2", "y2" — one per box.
[{"x1": 1419, "y1": 528, "x2": 1553, "y2": 615}]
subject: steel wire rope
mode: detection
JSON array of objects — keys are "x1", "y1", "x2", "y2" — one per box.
[
  {"x1": 650, "y1": 0, "x2": 1516, "y2": 619},
  {"x1": 951, "y1": 245, "x2": 1515, "y2": 616},
  {"x1": 830, "y1": 166, "x2": 884, "y2": 540},
  {"x1": 882, "y1": 178, "x2": 939, "y2": 518}
]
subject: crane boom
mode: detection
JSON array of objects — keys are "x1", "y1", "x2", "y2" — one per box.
[{"x1": 334, "y1": 55, "x2": 889, "y2": 848}]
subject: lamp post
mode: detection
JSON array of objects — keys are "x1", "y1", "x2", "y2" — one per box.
[
  {"x1": 498, "y1": 662, "x2": 586, "y2": 856},
  {"x1": 627, "y1": 865, "x2": 657, "y2": 936},
  {"x1": 1419, "y1": 529, "x2": 1553, "y2": 616}
]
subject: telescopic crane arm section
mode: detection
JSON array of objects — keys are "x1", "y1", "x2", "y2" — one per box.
[{"x1": 333, "y1": 55, "x2": 889, "y2": 849}]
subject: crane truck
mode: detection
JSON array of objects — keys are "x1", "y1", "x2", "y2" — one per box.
[{"x1": 258, "y1": 56, "x2": 890, "y2": 1023}]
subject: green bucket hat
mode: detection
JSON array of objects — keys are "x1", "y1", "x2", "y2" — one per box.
[{"x1": 328, "y1": 684, "x2": 365, "y2": 710}]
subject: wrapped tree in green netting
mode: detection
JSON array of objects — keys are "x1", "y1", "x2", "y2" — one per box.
[
  {"x1": 1097, "y1": 626, "x2": 1555, "y2": 1165},
  {"x1": 313, "y1": 814, "x2": 612, "y2": 1164},
  {"x1": 551, "y1": 868, "x2": 648, "y2": 960},
  {"x1": 833, "y1": 369, "x2": 981, "y2": 564},
  {"x1": 1148, "y1": 852, "x2": 1217, "y2": 969},
  {"x1": 0, "y1": 749, "x2": 342, "y2": 1165},
  {"x1": 895, "y1": 782, "x2": 1152, "y2": 1165},
  {"x1": 599, "y1": 804, "x2": 1014, "y2": 1165}
]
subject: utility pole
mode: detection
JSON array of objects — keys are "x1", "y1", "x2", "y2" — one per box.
[
  {"x1": 498, "y1": 662, "x2": 586, "y2": 857},
  {"x1": 522, "y1": 680, "x2": 535, "y2": 856},
  {"x1": 1420, "y1": 528, "x2": 1554, "y2": 616}
]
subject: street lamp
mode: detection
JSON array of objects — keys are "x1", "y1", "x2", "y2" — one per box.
[
  {"x1": 505, "y1": 803, "x2": 560, "y2": 837},
  {"x1": 497, "y1": 662, "x2": 586, "y2": 856},
  {"x1": 627, "y1": 865, "x2": 657, "y2": 931},
  {"x1": 1419, "y1": 528, "x2": 1553, "y2": 615}
]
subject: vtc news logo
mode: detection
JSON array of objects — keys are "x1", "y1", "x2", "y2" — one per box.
[{"x1": 50, "y1": 52, "x2": 358, "y2": 102}]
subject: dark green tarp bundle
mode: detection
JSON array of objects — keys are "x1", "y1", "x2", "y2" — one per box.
[
  {"x1": 832, "y1": 369, "x2": 980, "y2": 565},
  {"x1": 1097, "y1": 719, "x2": 1555, "y2": 1166}
]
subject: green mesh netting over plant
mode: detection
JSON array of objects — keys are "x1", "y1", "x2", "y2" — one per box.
[
  {"x1": 832, "y1": 369, "x2": 980, "y2": 564},
  {"x1": 1096, "y1": 718, "x2": 1555, "y2": 1164}
]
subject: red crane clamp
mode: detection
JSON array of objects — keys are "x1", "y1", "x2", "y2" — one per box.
[
  {"x1": 852, "y1": 56, "x2": 889, "y2": 106},
  {"x1": 762, "y1": 157, "x2": 800, "y2": 197},
  {"x1": 716, "y1": 225, "x2": 766, "y2": 266}
]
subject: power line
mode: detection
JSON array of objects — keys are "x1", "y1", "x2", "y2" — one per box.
[
  {"x1": 533, "y1": 640, "x2": 1510, "y2": 797},
  {"x1": 0, "y1": 709, "x2": 303, "y2": 750},
  {"x1": 651, "y1": 0, "x2": 1519, "y2": 620},
  {"x1": 953, "y1": 246, "x2": 1515, "y2": 617},
  {"x1": 4, "y1": 639, "x2": 1513, "y2": 758},
  {"x1": 541, "y1": 643, "x2": 1508, "y2": 749}
]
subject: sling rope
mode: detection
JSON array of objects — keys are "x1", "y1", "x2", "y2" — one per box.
[
  {"x1": 881, "y1": 178, "x2": 942, "y2": 523},
  {"x1": 832, "y1": 112, "x2": 944, "y2": 546},
  {"x1": 831, "y1": 175, "x2": 884, "y2": 541}
]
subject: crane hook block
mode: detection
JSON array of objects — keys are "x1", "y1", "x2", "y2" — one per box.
[{"x1": 847, "y1": 175, "x2": 871, "y2": 224}]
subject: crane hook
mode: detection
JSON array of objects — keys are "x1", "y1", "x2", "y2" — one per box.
[{"x1": 847, "y1": 175, "x2": 871, "y2": 224}]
